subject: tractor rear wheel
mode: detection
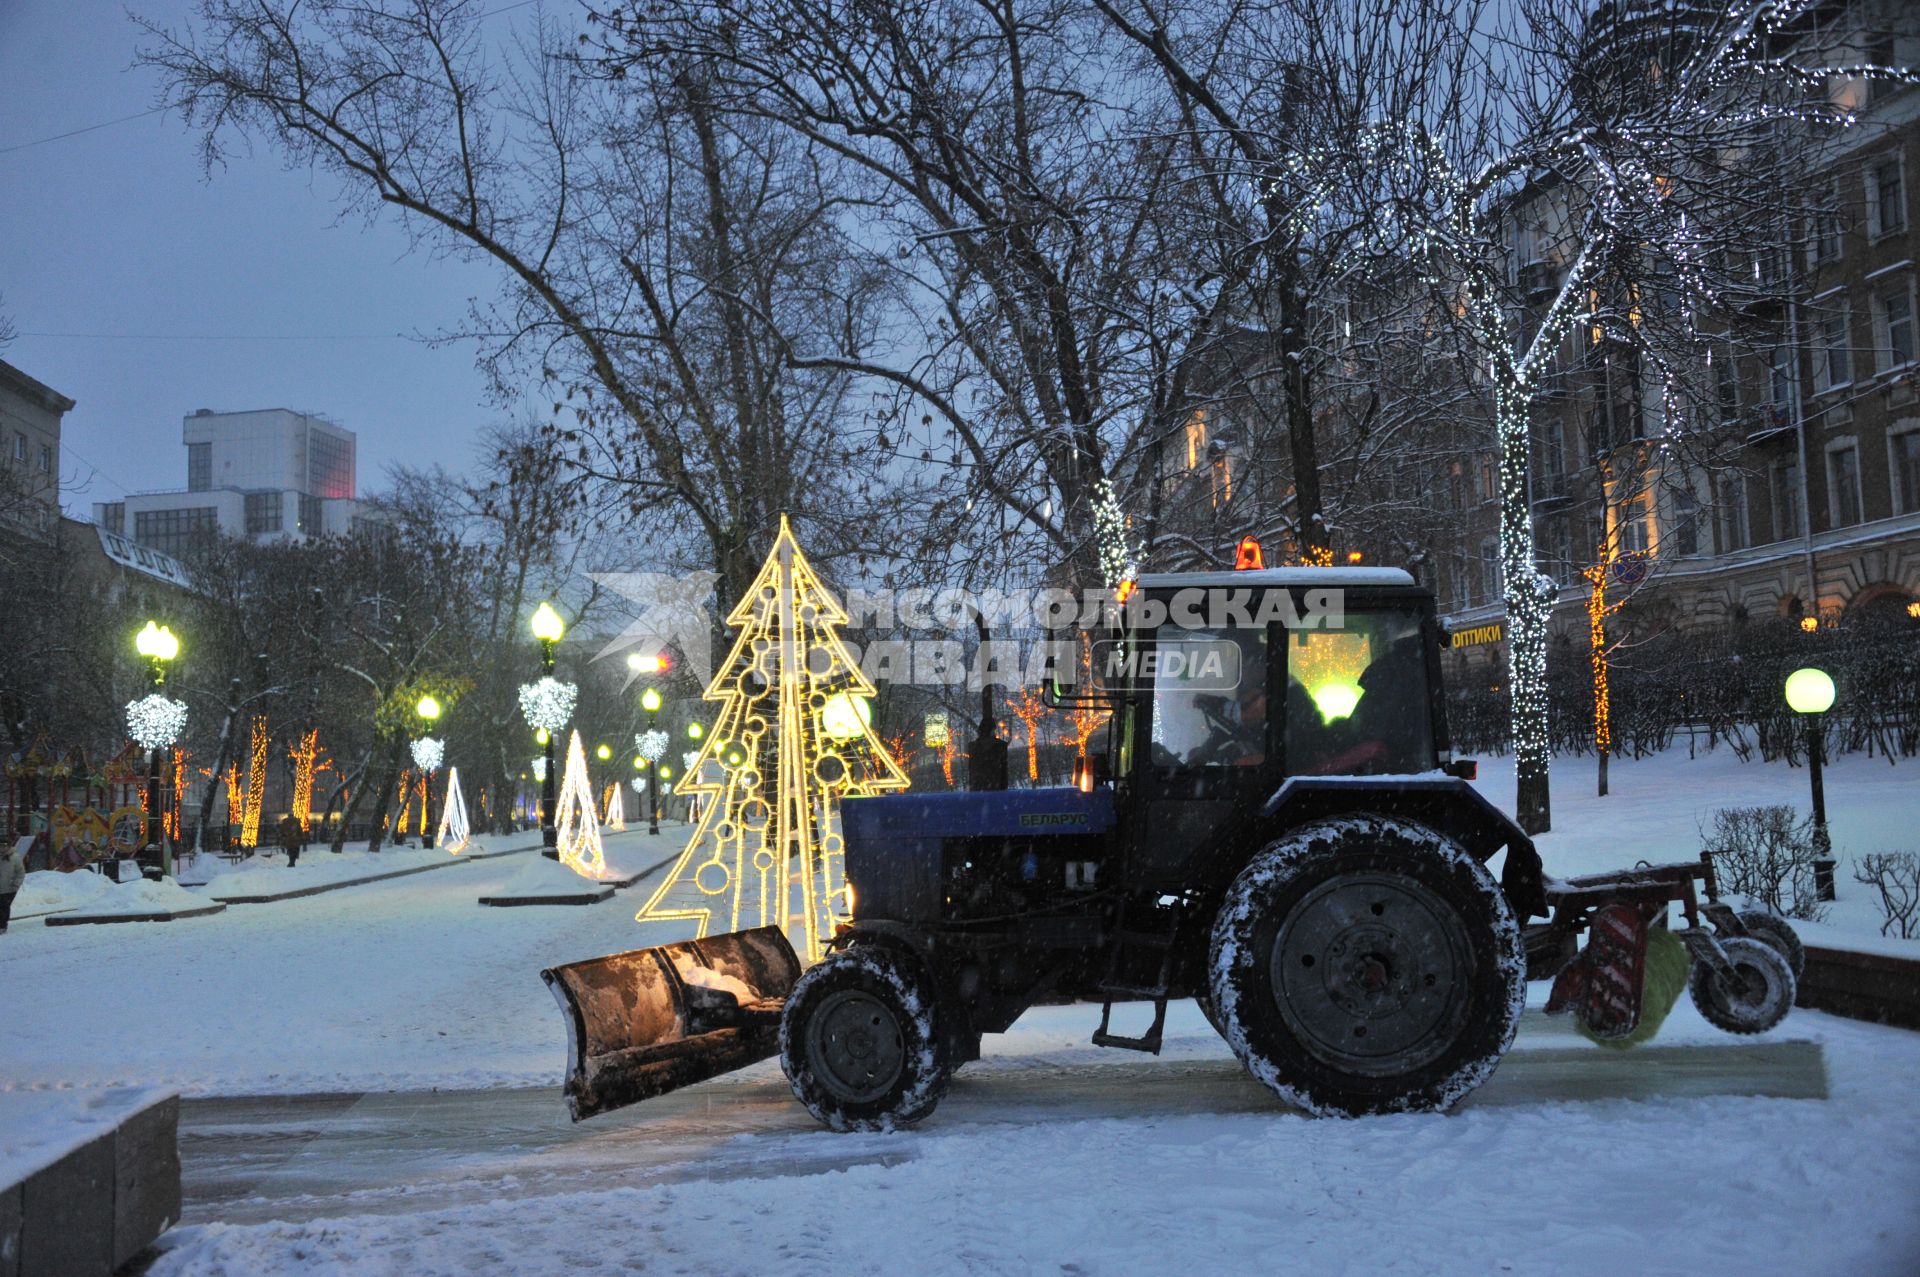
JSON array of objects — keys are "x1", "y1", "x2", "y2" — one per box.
[
  {"x1": 1688, "y1": 936, "x2": 1795, "y2": 1035},
  {"x1": 1209, "y1": 817, "x2": 1525, "y2": 1117},
  {"x1": 780, "y1": 944, "x2": 950, "y2": 1131},
  {"x1": 1735, "y1": 911, "x2": 1805, "y2": 982}
]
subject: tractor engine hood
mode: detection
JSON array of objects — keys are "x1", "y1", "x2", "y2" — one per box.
[{"x1": 839, "y1": 788, "x2": 1117, "y2": 924}]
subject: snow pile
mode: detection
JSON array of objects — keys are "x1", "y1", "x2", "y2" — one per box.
[
  {"x1": 206, "y1": 845, "x2": 454, "y2": 901},
  {"x1": 678, "y1": 964, "x2": 757, "y2": 1001},
  {"x1": 0, "y1": 1087, "x2": 174, "y2": 1188},
  {"x1": 482, "y1": 855, "x2": 616, "y2": 900},
  {"x1": 12, "y1": 867, "x2": 114, "y2": 918},
  {"x1": 68, "y1": 876, "x2": 215, "y2": 918}
]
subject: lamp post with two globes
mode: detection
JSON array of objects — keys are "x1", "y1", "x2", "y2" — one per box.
[{"x1": 132, "y1": 621, "x2": 181, "y2": 862}]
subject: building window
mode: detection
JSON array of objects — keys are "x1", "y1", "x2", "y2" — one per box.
[
  {"x1": 1480, "y1": 537, "x2": 1502, "y2": 604},
  {"x1": 10, "y1": 434, "x2": 23, "y2": 463},
  {"x1": 245, "y1": 491, "x2": 284, "y2": 534},
  {"x1": 1767, "y1": 345, "x2": 1795, "y2": 417},
  {"x1": 1868, "y1": 156, "x2": 1905, "y2": 238},
  {"x1": 306, "y1": 428, "x2": 356, "y2": 499},
  {"x1": 37, "y1": 444, "x2": 51, "y2": 475},
  {"x1": 1480, "y1": 454, "x2": 1498, "y2": 502},
  {"x1": 1892, "y1": 428, "x2": 1920, "y2": 514},
  {"x1": 1813, "y1": 303, "x2": 1851, "y2": 393},
  {"x1": 1876, "y1": 288, "x2": 1915, "y2": 372},
  {"x1": 1538, "y1": 516, "x2": 1573, "y2": 582},
  {"x1": 1184, "y1": 413, "x2": 1207, "y2": 470},
  {"x1": 1827, "y1": 443, "x2": 1861, "y2": 527},
  {"x1": 186, "y1": 442, "x2": 211, "y2": 492},
  {"x1": 1718, "y1": 476, "x2": 1750, "y2": 552},
  {"x1": 1809, "y1": 185, "x2": 1842, "y2": 265},
  {"x1": 1771, "y1": 460, "x2": 1803, "y2": 541},
  {"x1": 1672, "y1": 487, "x2": 1701, "y2": 556},
  {"x1": 1714, "y1": 349, "x2": 1739, "y2": 422},
  {"x1": 133, "y1": 507, "x2": 219, "y2": 557},
  {"x1": 100, "y1": 502, "x2": 125, "y2": 536},
  {"x1": 1614, "y1": 494, "x2": 1651, "y2": 555},
  {"x1": 299, "y1": 494, "x2": 323, "y2": 536}
]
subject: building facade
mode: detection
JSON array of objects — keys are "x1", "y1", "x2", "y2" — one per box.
[
  {"x1": 0, "y1": 358, "x2": 72, "y2": 533},
  {"x1": 95, "y1": 408, "x2": 363, "y2": 557}
]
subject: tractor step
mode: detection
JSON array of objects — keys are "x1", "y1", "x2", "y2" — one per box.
[{"x1": 1092, "y1": 996, "x2": 1169, "y2": 1054}]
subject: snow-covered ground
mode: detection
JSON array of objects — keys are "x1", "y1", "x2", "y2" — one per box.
[
  {"x1": 2, "y1": 751, "x2": 1917, "y2": 1274},
  {"x1": 1471, "y1": 744, "x2": 1919, "y2": 947}
]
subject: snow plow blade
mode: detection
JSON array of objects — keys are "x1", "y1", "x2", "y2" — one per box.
[{"x1": 542, "y1": 925, "x2": 802, "y2": 1121}]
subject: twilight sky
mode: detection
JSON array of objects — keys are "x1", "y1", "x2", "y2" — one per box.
[{"x1": 0, "y1": 0, "x2": 533, "y2": 517}]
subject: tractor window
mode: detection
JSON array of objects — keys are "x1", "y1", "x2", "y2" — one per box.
[
  {"x1": 1284, "y1": 609, "x2": 1434, "y2": 776},
  {"x1": 1148, "y1": 626, "x2": 1269, "y2": 769}
]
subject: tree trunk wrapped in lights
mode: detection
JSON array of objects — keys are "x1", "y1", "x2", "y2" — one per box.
[
  {"x1": 240, "y1": 715, "x2": 269, "y2": 850},
  {"x1": 636, "y1": 517, "x2": 908, "y2": 961}
]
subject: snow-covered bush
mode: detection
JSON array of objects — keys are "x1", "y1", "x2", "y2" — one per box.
[
  {"x1": 1852, "y1": 852, "x2": 1920, "y2": 939},
  {"x1": 1700, "y1": 806, "x2": 1827, "y2": 922}
]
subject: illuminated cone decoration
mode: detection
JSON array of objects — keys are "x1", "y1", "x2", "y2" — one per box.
[
  {"x1": 605, "y1": 782, "x2": 626, "y2": 832},
  {"x1": 555, "y1": 730, "x2": 607, "y2": 878},
  {"x1": 636, "y1": 516, "x2": 909, "y2": 960},
  {"x1": 437, "y1": 766, "x2": 472, "y2": 854}
]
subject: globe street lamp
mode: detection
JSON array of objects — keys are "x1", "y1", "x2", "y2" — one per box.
[
  {"x1": 1785, "y1": 667, "x2": 1837, "y2": 901},
  {"x1": 530, "y1": 602, "x2": 566, "y2": 854},
  {"x1": 131, "y1": 621, "x2": 182, "y2": 865},
  {"x1": 641, "y1": 686, "x2": 664, "y2": 834},
  {"x1": 414, "y1": 693, "x2": 443, "y2": 849}
]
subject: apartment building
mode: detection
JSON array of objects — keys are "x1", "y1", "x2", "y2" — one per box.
[
  {"x1": 0, "y1": 358, "x2": 72, "y2": 533},
  {"x1": 94, "y1": 408, "x2": 363, "y2": 558}
]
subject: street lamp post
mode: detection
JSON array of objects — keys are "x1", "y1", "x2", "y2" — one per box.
[
  {"x1": 1784, "y1": 666, "x2": 1837, "y2": 901},
  {"x1": 642, "y1": 686, "x2": 662, "y2": 835},
  {"x1": 133, "y1": 622, "x2": 180, "y2": 864},
  {"x1": 414, "y1": 693, "x2": 443, "y2": 848},
  {"x1": 531, "y1": 602, "x2": 566, "y2": 856}
]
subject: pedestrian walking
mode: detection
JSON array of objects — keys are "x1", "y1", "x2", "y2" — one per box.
[
  {"x1": 1, "y1": 820, "x2": 30, "y2": 934},
  {"x1": 279, "y1": 813, "x2": 306, "y2": 869}
]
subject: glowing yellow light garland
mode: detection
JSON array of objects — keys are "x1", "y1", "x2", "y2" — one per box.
[
  {"x1": 635, "y1": 516, "x2": 909, "y2": 960},
  {"x1": 290, "y1": 729, "x2": 319, "y2": 834},
  {"x1": 240, "y1": 716, "x2": 268, "y2": 849}
]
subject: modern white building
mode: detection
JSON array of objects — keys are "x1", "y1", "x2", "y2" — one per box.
[{"x1": 96, "y1": 409, "x2": 365, "y2": 557}]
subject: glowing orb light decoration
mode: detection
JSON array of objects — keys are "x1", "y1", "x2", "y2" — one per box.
[
  {"x1": 1784, "y1": 667, "x2": 1836, "y2": 715},
  {"x1": 518, "y1": 677, "x2": 578, "y2": 734},
  {"x1": 818, "y1": 690, "x2": 872, "y2": 742},
  {"x1": 410, "y1": 737, "x2": 445, "y2": 773},
  {"x1": 126, "y1": 694, "x2": 189, "y2": 749},
  {"x1": 635, "y1": 515, "x2": 908, "y2": 960}
]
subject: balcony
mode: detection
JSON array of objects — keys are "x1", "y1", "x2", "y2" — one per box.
[{"x1": 1745, "y1": 402, "x2": 1797, "y2": 444}]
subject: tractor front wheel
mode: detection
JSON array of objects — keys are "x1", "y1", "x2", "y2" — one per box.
[
  {"x1": 780, "y1": 945, "x2": 950, "y2": 1131},
  {"x1": 1688, "y1": 936, "x2": 1795, "y2": 1035},
  {"x1": 1210, "y1": 817, "x2": 1525, "y2": 1117}
]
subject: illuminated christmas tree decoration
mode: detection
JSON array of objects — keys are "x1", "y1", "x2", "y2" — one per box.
[
  {"x1": 605, "y1": 782, "x2": 626, "y2": 831},
  {"x1": 240, "y1": 715, "x2": 269, "y2": 849},
  {"x1": 437, "y1": 766, "x2": 472, "y2": 854},
  {"x1": 554, "y1": 730, "x2": 607, "y2": 878},
  {"x1": 635, "y1": 516, "x2": 909, "y2": 959}
]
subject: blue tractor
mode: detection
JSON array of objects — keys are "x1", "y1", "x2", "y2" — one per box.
[
  {"x1": 552, "y1": 564, "x2": 1797, "y2": 1129},
  {"x1": 544, "y1": 563, "x2": 1792, "y2": 1130}
]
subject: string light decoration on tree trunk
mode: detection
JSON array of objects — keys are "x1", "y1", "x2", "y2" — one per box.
[
  {"x1": 635, "y1": 516, "x2": 909, "y2": 960},
  {"x1": 1582, "y1": 549, "x2": 1632, "y2": 798},
  {"x1": 167, "y1": 748, "x2": 188, "y2": 843},
  {"x1": 436, "y1": 766, "x2": 471, "y2": 854},
  {"x1": 555, "y1": 730, "x2": 607, "y2": 878},
  {"x1": 223, "y1": 765, "x2": 243, "y2": 839},
  {"x1": 1009, "y1": 687, "x2": 1049, "y2": 783},
  {"x1": 290, "y1": 730, "x2": 319, "y2": 834},
  {"x1": 240, "y1": 716, "x2": 269, "y2": 849}
]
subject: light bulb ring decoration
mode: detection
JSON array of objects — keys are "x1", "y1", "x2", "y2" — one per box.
[
  {"x1": 410, "y1": 736, "x2": 446, "y2": 773},
  {"x1": 126, "y1": 694, "x2": 189, "y2": 750},
  {"x1": 518, "y1": 677, "x2": 578, "y2": 733}
]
